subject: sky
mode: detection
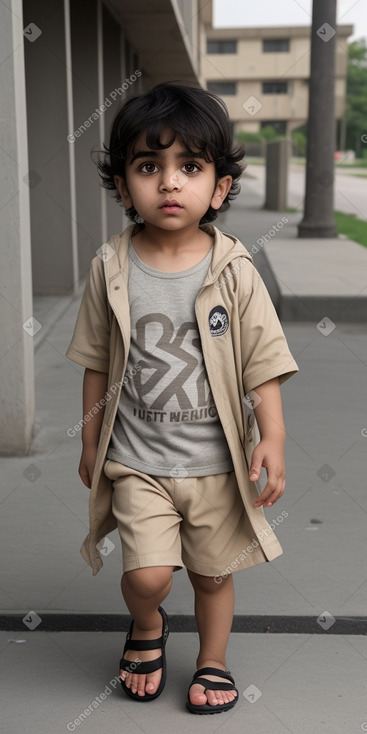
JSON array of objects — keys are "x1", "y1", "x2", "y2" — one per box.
[{"x1": 213, "y1": 0, "x2": 367, "y2": 42}]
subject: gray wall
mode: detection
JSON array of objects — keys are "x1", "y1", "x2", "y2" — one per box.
[
  {"x1": 23, "y1": 0, "x2": 135, "y2": 291},
  {"x1": 22, "y1": 0, "x2": 198, "y2": 297}
]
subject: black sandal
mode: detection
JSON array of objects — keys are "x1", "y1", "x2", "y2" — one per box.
[
  {"x1": 186, "y1": 666, "x2": 239, "y2": 714},
  {"x1": 119, "y1": 606, "x2": 169, "y2": 702}
]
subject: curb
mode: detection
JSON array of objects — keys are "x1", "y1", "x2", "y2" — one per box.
[{"x1": 2, "y1": 614, "x2": 366, "y2": 634}]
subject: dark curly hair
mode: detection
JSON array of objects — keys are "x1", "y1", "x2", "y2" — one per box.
[{"x1": 96, "y1": 82, "x2": 245, "y2": 224}]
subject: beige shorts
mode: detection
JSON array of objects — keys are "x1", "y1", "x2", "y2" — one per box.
[{"x1": 103, "y1": 459, "x2": 267, "y2": 577}]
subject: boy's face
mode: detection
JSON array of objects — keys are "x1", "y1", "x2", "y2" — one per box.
[{"x1": 114, "y1": 130, "x2": 232, "y2": 231}]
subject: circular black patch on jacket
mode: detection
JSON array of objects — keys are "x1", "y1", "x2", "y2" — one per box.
[{"x1": 208, "y1": 306, "x2": 229, "y2": 337}]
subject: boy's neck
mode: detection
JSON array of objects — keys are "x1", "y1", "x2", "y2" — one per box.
[{"x1": 132, "y1": 222, "x2": 211, "y2": 255}]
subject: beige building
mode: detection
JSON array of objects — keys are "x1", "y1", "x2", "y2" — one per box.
[{"x1": 201, "y1": 23, "x2": 353, "y2": 136}]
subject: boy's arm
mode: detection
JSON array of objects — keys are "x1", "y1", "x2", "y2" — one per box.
[
  {"x1": 78, "y1": 368, "x2": 109, "y2": 488},
  {"x1": 248, "y1": 377, "x2": 287, "y2": 508}
]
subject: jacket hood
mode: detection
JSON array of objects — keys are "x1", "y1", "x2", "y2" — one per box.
[
  {"x1": 104, "y1": 224, "x2": 253, "y2": 286},
  {"x1": 200, "y1": 224, "x2": 254, "y2": 284}
]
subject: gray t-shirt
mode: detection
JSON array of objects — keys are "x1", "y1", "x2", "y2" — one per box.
[{"x1": 107, "y1": 239, "x2": 234, "y2": 477}]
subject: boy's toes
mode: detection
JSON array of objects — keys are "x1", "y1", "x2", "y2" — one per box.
[
  {"x1": 206, "y1": 689, "x2": 223, "y2": 706},
  {"x1": 132, "y1": 673, "x2": 146, "y2": 696},
  {"x1": 189, "y1": 683, "x2": 208, "y2": 706},
  {"x1": 120, "y1": 669, "x2": 130, "y2": 686},
  {"x1": 189, "y1": 680, "x2": 238, "y2": 708},
  {"x1": 145, "y1": 671, "x2": 159, "y2": 694},
  {"x1": 121, "y1": 669, "x2": 161, "y2": 697},
  {"x1": 221, "y1": 690, "x2": 235, "y2": 703}
]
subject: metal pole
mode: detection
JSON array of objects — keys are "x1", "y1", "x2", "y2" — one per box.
[{"x1": 298, "y1": 0, "x2": 337, "y2": 238}]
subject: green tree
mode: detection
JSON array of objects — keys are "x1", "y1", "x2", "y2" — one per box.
[
  {"x1": 291, "y1": 124, "x2": 307, "y2": 157},
  {"x1": 260, "y1": 124, "x2": 283, "y2": 141},
  {"x1": 344, "y1": 39, "x2": 367, "y2": 157},
  {"x1": 235, "y1": 125, "x2": 283, "y2": 144}
]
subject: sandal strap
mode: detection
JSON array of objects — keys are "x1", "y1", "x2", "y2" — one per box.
[
  {"x1": 120, "y1": 606, "x2": 169, "y2": 676},
  {"x1": 192, "y1": 678, "x2": 237, "y2": 693},
  {"x1": 192, "y1": 667, "x2": 235, "y2": 686},
  {"x1": 123, "y1": 636, "x2": 163, "y2": 652},
  {"x1": 120, "y1": 654, "x2": 163, "y2": 675}
]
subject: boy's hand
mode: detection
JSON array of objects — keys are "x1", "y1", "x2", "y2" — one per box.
[
  {"x1": 78, "y1": 445, "x2": 98, "y2": 488},
  {"x1": 249, "y1": 438, "x2": 286, "y2": 508}
]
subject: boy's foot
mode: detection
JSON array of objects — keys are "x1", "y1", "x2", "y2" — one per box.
[
  {"x1": 188, "y1": 664, "x2": 238, "y2": 707},
  {"x1": 120, "y1": 619, "x2": 163, "y2": 697}
]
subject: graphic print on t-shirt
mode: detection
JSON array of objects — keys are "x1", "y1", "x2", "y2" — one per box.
[{"x1": 130, "y1": 312, "x2": 218, "y2": 423}]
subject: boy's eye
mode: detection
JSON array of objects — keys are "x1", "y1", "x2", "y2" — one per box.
[
  {"x1": 182, "y1": 162, "x2": 200, "y2": 174},
  {"x1": 140, "y1": 163, "x2": 158, "y2": 173}
]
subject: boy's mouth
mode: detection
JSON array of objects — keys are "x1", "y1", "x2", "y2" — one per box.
[{"x1": 159, "y1": 199, "x2": 183, "y2": 212}]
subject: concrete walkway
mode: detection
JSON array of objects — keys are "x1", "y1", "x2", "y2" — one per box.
[
  {"x1": 1, "y1": 188, "x2": 367, "y2": 733},
  {"x1": 222, "y1": 180, "x2": 367, "y2": 322},
  {"x1": 2, "y1": 630, "x2": 367, "y2": 734}
]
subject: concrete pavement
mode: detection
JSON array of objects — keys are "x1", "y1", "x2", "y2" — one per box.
[
  {"x1": 223, "y1": 176, "x2": 367, "y2": 322},
  {"x1": 2, "y1": 630, "x2": 367, "y2": 734},
  {"x1": 1, "y1": 191, "x2": 367, "y2": 733}
]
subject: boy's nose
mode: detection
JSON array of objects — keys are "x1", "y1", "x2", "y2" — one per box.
[{"x1": 159, "y1": 169, "x2": 186, "y2": 191}]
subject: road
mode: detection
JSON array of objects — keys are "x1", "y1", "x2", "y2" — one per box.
[{"x1": 243, "y1": 162, "x2": 367, "y2": 219}]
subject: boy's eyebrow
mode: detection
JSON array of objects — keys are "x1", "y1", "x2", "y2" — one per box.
[
  {"x1": 129, "y1": 149, "x2": 206, "y2": 164},
  {"x1": 130, "y1": 150, "x2": 157, "y2": 164}
]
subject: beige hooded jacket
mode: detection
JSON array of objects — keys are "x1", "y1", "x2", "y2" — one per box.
[{"x1": 66, "y1": 223, "x2": 299, "y2": 575}]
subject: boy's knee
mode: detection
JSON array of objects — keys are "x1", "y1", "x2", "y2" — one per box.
[
  {"x1": 123, "y1": 566, "x2": 174, "y2": 597},
  {"x1": 187, "y1": 570, "x2": 232, "y2": 593}
]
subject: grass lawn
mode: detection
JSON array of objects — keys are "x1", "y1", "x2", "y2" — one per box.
[
  {"x1": 286, "y1": 209, "x2": 367, "y2": 248},
  {"x1": 336, "y1": 159, "x2": 367, "y2": 168},
  {"x1": 334, "y1": 211, "x2": 367, "y2": 248}
]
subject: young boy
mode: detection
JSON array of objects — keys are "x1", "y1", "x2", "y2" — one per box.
[{"x1": 65, "y1": 83, "x2": 298, "y2": 714}]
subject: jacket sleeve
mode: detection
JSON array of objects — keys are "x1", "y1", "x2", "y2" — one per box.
[
  {"x1": 65, "y1": 256, "x2": 111, "y2": 373},
  {"x1": 239, "y1": 265, "x2": 299, "y2": 394}
]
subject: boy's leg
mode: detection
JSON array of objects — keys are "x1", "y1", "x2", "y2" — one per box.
[
  {"x1": 120, "y1": 566, "x2": 174, "y2": 697},
  {"x1": 187, "y1": 570, "x2": 237, "y2": 707}
]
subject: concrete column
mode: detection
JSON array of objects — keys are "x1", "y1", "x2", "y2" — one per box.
[
  {"x1": 264, "y1": 139, "x2": 291, "y2": 211},
  {"x1": 298, "y1": 0, "x2": 337, "y2": 238},
  {"x1": 97, "y1": 0, "x2": 108, "y2": 246},
  {"x1": 70, "y1": 0, "x2": 102, "y2": 277},
  {"x1": 23, "y1": 0, "x2": 75, "y2": 293},
  {"x1": 102, "y1": 3, "x2": 125, "y2": 239},
  {"x1": 0, "y1": 0, "x2": 34, "y2": 454},
  {"x1": 64, "y1": 0, "x2": 79, "y2": 296},
  {"x1": 119, "y1": 28, "x2": 131, "y2": 233}
]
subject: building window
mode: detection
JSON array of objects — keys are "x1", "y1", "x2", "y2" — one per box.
[
  {"x1": 207, "y1": 81, "x2": 237, "y2": 95},
  {"x1": 263, "y1": 39, "x2": 290, "y2": 53},
  {"x1": 261, "y1": 120, "x2": 287, "y2": 135},
  {"x1": 207, "y1": 40, "x2": 237, "y2": 54},
  {"x1": 262, "y1": 81, "x2": 288, "y2": 94}
]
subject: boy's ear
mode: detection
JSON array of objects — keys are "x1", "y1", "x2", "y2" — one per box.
[
  {"x1": 210, "y1": 175, "x2": 232, "y2": 211},
  {"x1": 114, "y1": 175, "x2": 132, "y2": 208}
]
